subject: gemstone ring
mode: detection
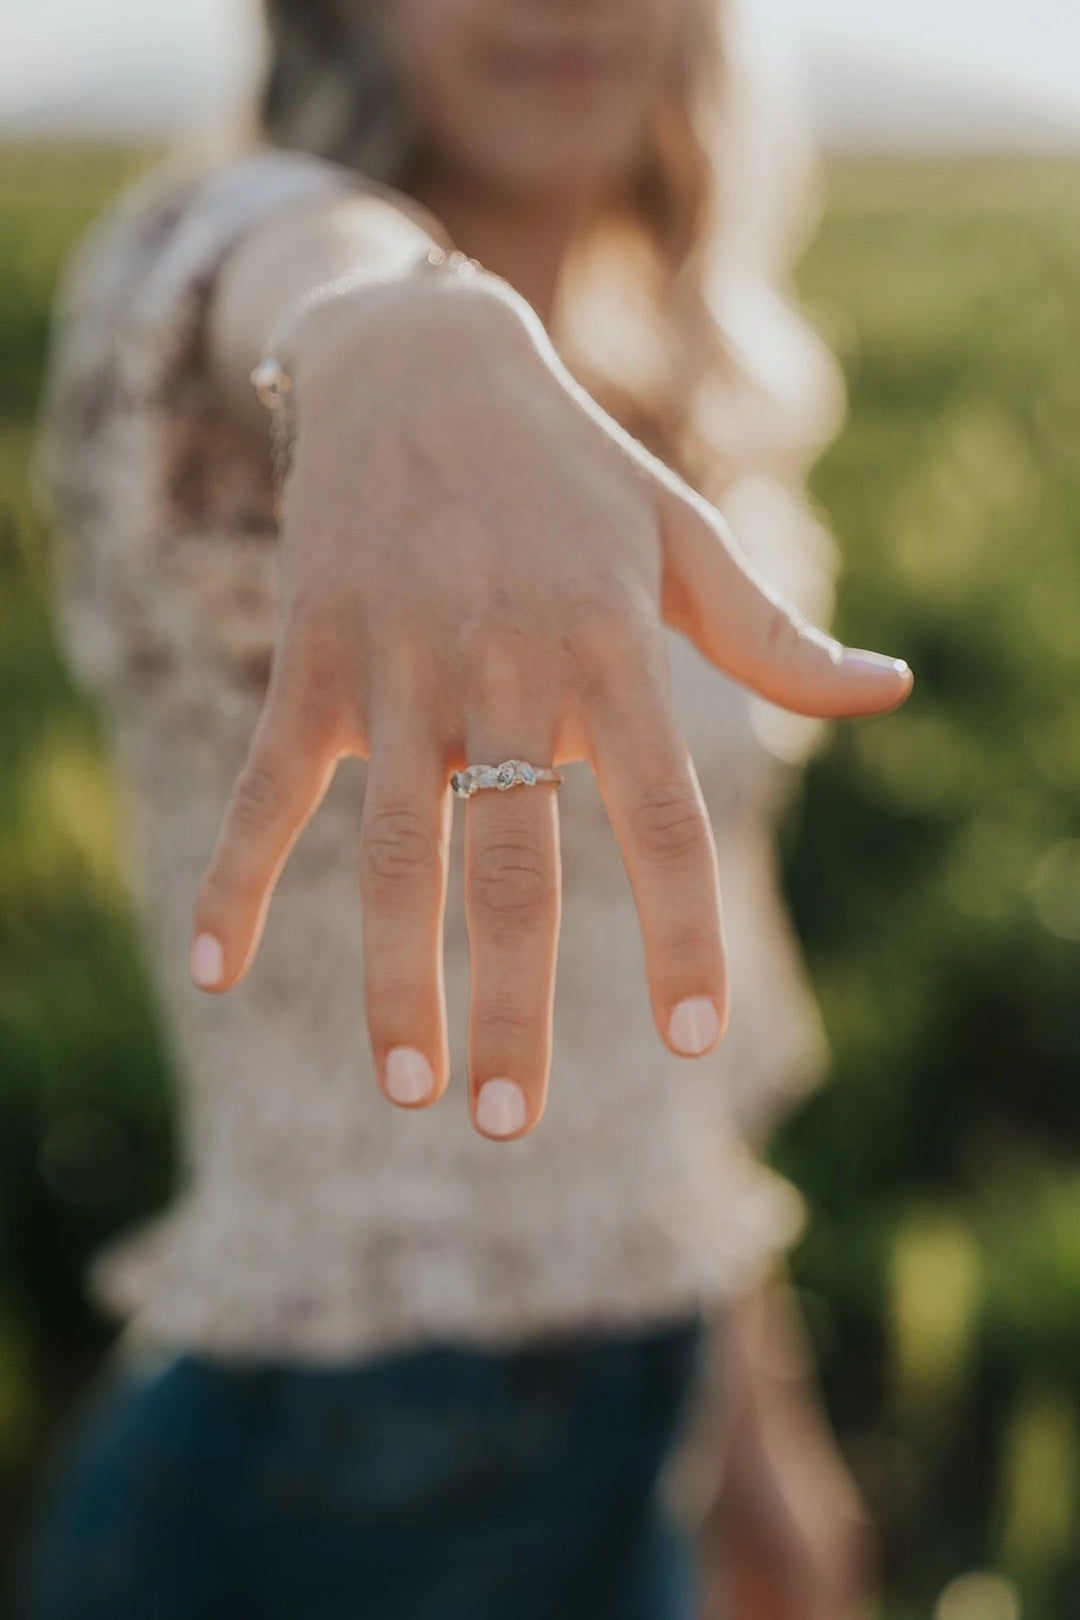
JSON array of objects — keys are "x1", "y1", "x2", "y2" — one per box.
[{"x1": 450, "y1": 760, "x2": 563, "y2": 799}]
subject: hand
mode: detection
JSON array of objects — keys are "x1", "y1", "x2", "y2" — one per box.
[
  {"x1": 189, "y1": 265, "x2": 911, "y2": 1139},
  {"x1": 702, "y1": 1280, "x2": 875, "y2": 1620},
  {"x1": 710, "y1": 1403, "x2": 875, "y2": 1620}
]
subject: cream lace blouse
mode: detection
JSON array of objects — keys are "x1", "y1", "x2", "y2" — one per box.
[{"x1": 35, "y1": 144, "x2": 836, "y2": 1364}]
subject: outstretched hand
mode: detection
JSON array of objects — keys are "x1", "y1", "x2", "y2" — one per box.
[{"x1": 190, "y1": 267, "x2": 911, "y2": 1139}]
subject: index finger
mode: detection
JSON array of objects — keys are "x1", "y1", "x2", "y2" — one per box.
[{"x1": 585, "y1": 646, "x2": 728, "y2": 1060}]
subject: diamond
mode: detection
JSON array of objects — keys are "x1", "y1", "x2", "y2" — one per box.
[{"x1": 451, "y1": 760, "x2": 554, "y2": 798}]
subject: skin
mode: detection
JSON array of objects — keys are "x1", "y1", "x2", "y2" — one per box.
[
  {"x1": 706, "y1": 1275, "x2": 876, "y2": 1620},
  {"x1": 194, "y1": 3, "x2": 897, "y2": 1610},
  {"x1": 386, "y1": 0, "x2": 683, "y2": 199},
  {"x1": 200, "y1": 260, "x2": 909, "y2": 1134},
  {"x1": 198, "y1": 0, "x2": 911, "y2": 1141}
]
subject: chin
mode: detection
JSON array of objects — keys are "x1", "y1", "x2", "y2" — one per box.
[
  {"x1": 466, "y1": 119, "x2": 645, "y2": 201},
  {"x1": 490, "y1": 153, "x2": 619, "y2": 199}
]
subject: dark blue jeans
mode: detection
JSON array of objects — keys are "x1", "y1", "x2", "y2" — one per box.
[{"x1": 19, "y1": 1317, "x2": 704, "y2": 1620}]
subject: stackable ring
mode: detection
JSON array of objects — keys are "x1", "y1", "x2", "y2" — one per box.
[{"x1": 450, "y1": 760, "x2": 563, "y2": 799}]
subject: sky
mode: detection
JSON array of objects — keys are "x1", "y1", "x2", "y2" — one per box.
[
  {"x1": 774, "y1": 0, "x2": 1080, "y2": 115},
  {"x1": 1, "y1": 0, "x2": 1078, "y2": 146}
]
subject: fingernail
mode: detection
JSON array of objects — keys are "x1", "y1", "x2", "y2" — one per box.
[
  {"x1": 190, "y1": 933, "x2": 223, "y2": 989},
  {"x1": 842, "y1": 649, "x2": 912, "y2": 681},
  {"x1": 668, "y1": 996, "x2": 720, "y2": 1056},
  {"x1": 475, "y1": 1079, "x2": 527, "y2": 1138},
  {"x1": 385, "y1": 1047, "x2": 435, "y2": 1106}
]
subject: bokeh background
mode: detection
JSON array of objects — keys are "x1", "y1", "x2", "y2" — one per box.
[{"x1": 1, "y1": 3, "x2": 1079, "y2": 1617}]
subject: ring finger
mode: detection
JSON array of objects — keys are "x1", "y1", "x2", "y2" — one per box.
[{"x1": 358, "y1": 711, "x2": 453, "y2": 1111}]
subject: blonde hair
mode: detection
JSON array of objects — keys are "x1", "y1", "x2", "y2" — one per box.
[{"x1": 257, "y1": 0, "x2": 842, "y2": 501}]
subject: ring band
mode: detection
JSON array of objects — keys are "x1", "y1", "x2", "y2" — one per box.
[{"x1": 450, "y1": 759, "x2": 563, "y2": 799}]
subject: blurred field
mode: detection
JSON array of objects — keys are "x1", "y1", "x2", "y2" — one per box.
[{"x1": 1, "y1": 143, "x2": 1079, "y2": 1618}]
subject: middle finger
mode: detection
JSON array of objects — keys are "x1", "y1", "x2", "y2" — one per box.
[{"x1": 463, "y1": 727, "x2": 562, "y2": 1142}]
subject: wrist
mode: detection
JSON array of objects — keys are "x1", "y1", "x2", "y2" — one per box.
[
  {"x1": 249, "y1": 250, "x2": 556, "y2": 508},
  {"x1": 287, "y1": 254, "x2": 537, "y2": 393}
]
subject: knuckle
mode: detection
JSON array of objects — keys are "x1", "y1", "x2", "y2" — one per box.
[
  {"x1": 575, "y1": 578, "x2": 645, "y2": 636},
  {"x1": 568, "y1": 591, "x2": 661, "y2": 707},
  {"x1": 199, "y1": 866, "x2": 245, "y2": 908},
  {"x1": 359, "y1": 807, "x2": 437, "y2": 895},
  {"x1": 571, "y1": 580, "x2": 652, "y2": 661},
  {"x1": 631, "y1": 784, "x2": 708, "y2": 862},
  {"x1": 459, "y1": 614, "x2": 529, "y2": 699},
  {"x1": 655, "y1": 925, "x2": 721, "y2": 977},
  {"x1": 470, "y1": 839, "x2": 551, "y2": 924},
  {"x1": 364, "y1": 965, "x2": 425, "y2": 1012},
  {"x1": 760, "y1": 604, "x2": 804, "y2": 663},
  {"x1": 231, "y1": 759, "x2": 288, "y2": 832},
  {"x1": 291, "y1": 667, "x2": 341, "y2": 740},
  {"x1": 278, "y1": 620, "x2": 348, "y2": 720},
  {"x1": 284, "y1": 587, "x2": 345, "y2": 645},
  {"x1": 474, "y1": 998, "x2": 537, "y2": 1045}
]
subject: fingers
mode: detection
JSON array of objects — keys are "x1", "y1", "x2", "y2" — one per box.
[
  {"x1": 586, "y1": 653, "x2": 727, "y2": 1059},
  {"x1": 191, "y1": 667, "x2": 339, "y2": 992},
  {"x1": 358, "y1": 719, "x2": 452, "y2": 1112},
  {"x1": 463, "y1": 730, "x2": 561, "y2": 1142},
  {"x1": 658, "y1": 481, "x2": 914, "y2": 719}
]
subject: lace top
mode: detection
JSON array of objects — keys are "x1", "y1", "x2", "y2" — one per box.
[{"x1": 34, "y1": 144, "x2": 836, "y2": 1364}]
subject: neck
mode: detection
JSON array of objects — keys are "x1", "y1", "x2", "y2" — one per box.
[{"x1": 410, "y1": 170, "x2": 593, "y2": 329}]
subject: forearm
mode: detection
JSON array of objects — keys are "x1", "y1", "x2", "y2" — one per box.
[
  {"x1": 705, "y1": 1269, "x2": 873, "y2": 1620},
  {"x1": 728, "y1": 1266, "x2": 816, "y2": 1409},
  {"x1": 207, "y1": 188, "x2": 449, "y2": 435},
  {"x1": 719, "y1": 1266, "x2": 837, "y2": 1498}
]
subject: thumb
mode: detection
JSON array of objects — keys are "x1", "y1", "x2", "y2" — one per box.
[{"x1": 657, "y1": 480, "x2": 912, "y2": 720}]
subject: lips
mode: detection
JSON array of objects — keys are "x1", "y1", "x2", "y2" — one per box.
[{"x1": 490, "y1": 37, "x2": 633, "y2": 83}]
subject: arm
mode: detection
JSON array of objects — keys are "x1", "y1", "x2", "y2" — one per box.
[
  {"x1": 702, "y1": 1271, "x2": 874, "y2": 1620},
  {"x1": 35, "y1": 149, "x2": 913, "y2": 1140},
  {"x1": 178, "y1": 164, "x2": 913, "y2": 1139},
  {"x1": 39, "y1": 150, "x2": 911, "y2": 1142},
  {"x1": 206, "y1": 186, "x2": 449, "y2": 435}
]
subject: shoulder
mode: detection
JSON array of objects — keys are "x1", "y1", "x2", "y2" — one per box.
[
  {"x1": 54, "y1": 144, "x2": 361, "y2": 327},
  {"x1": 40, "y1": 144, "x2": 366, "y2": 479}
]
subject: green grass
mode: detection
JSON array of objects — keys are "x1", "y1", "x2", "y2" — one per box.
[
  {"x1": 1, "y1": 142, "x2": 1079, "y2": 1617},
  {"x1": 784, "y1": 155, "x2": 1080, "y2": 1619},
  {"x1": 0, "y1": 145, "x2": 176, "y2": 1601}
]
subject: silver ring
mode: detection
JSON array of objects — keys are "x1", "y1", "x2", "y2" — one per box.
[{"x1": 450, "y1": 759, "x2": 563, "y2": 799}]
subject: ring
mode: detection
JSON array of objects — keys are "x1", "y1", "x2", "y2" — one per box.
[{"x1": 450, "y1": 759, "x2": 563, "y2": 798}]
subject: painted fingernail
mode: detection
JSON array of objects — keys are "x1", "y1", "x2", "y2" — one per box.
[
  {"x1": 190, "y1": 933, "x2": 223, "y2": 989},
  {"x1": 841, "y1": 649, "x2": 912, "y2": 681},
  {"x1": 475, "y1": 1079, "x2": 527, "y2": 1138},
  {"x1": 668, "y1": 996, "x2": 720, "y2": 1056},
  {"x1": 385, "y1": 1047, "x2": 435, "y2": 1106}
]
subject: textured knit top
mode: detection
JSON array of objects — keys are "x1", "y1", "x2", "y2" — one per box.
[{"x1": 35, "y1": 143, "x2": 837, "y2": 1364}]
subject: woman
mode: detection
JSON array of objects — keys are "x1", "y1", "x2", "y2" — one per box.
[{"x1": 22, "y1": 1, "x2": 910, "y2": 1616}]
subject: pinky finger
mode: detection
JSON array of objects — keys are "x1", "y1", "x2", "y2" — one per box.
[{"x1": 190, "y1": 691, "x2": 338, "y2": 992}]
